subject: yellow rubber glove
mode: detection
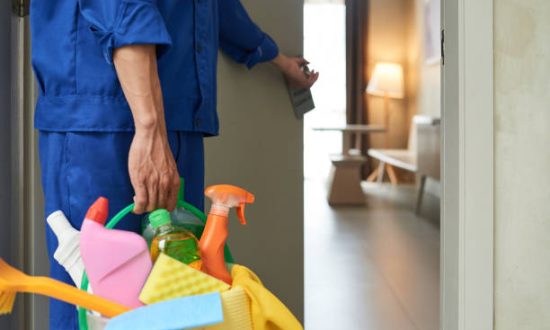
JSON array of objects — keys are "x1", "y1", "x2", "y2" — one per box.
[{"x1": 231, "y1": 265, "x2": 303, "y2": 330}]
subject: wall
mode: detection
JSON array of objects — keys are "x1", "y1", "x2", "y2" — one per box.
[
  {"x1": 367, "y1": 0, "x2": 440, "y2": 176},
  {"x1": 406, "y1": 0, "x2": 441, "y2": 193},
  {"x1": 0, "y1": 4, "x2": 14, "y2": 329},
  {"x1": 368, "y1": 0, "x2": 442, "y2": 148},
  {"x1": 0, "y1": 0, "x2": 12, "y2": 260},
  {"x1": 368, "y1": 0, "x2": 410, "y2": 149},
  {"x1": 205, "y1": 0, "x2": 304, "y2": 321},
  {"x1": 406, "y1": 0, "x2": 441, "y2": 121},
  {"x1": 494, "y1": 0, "x2": 550, "y2": 329}
]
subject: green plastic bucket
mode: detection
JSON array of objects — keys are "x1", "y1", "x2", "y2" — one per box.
[{"x1": 78, "y1": 179, "x2": 233, "y2": 330}]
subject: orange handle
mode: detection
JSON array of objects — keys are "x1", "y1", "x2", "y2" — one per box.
[{"x1": 31, "y1": 277, "x2": 130, "y2": 318}]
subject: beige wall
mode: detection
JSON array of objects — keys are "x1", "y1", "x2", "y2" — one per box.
[
  {"x1": 368, "y1": 0, "x2": 440, "y2": 185},
  {"x1": 205, "y1": 0, "x2": 304, "y2": 321},
  {"x1": 406, "y1": 0, "x2": 441, "y2": 121},
  {"x1": 494, "y1": 0, "x2": 550, "y2": 328},
  {"x1": 368, "y1": 0, "x2": 410, "y2": 149},
  {"x1": 368, "y1": 0, "x2": 441, "y2": 149}
]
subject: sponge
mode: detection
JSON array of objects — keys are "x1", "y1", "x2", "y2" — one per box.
[
  {"x1": 139, "y1": 253, "x2": 230, "y2": 305},
  {"x1": 106, "y1": 292, "x2": 224, "y2": 330}
]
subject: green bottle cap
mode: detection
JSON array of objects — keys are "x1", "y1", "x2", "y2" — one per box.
[{"x1": 149, "y1": 209, "x2": 171, "y2": 229}]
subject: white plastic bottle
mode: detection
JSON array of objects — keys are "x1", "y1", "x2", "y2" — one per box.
[{"x1": 46, "y1": 210, "x2": 85, "y2": 288}]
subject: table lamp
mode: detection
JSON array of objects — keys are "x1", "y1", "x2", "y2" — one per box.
[
  {"x1": 366, "y1": 62, "x2": 404, "y2": 147},
  {"x1": 365, "y1": 62, "x2": 404, "y2": 184}
]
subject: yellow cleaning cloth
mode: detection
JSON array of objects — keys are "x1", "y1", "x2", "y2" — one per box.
[
  {"x1": 229, "y1": 265, "x2": 303, "y2": 330},
  {"x1": 199, "y1": 286, "x2": 253, "y2": 330},
  {"x1": 139, "y1": 254, "x2": 230, "y2": 304}
]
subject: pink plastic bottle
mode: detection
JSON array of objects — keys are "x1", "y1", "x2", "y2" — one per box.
[{"x1": 80, "y1": 197, "x2": 151, "y2": 308}]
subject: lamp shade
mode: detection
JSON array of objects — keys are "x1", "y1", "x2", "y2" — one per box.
[{"x1": 366, "y1": 62, "x2": 404, "y2": 99}]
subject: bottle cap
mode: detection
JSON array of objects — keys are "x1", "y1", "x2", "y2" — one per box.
[
  {"x1": 46, "y1": 210, "x2": 74, "y2": 237},
  {"x1": 85, "y1": 197, "x2": 109, "y2": 225},
  {"x1": 149, "y1": 209, "x2": 171, "y2": 229}
]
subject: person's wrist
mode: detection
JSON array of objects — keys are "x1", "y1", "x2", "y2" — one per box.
[
  {"x1": 131, "y1": 100, "x2": 165, "y2": 132},
  {"x1": 134, "y1": 123, "x2": 170, "y2": 154},
  {"x1": 134, "y1": 113, "x2": 161, "y2": 132},
  {"x1": 271, "y1": 53, "x2": 290, "y2": 72}
]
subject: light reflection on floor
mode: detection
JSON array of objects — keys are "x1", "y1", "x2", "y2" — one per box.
[{"x1": 304, "y1": 180, "x2": 440, "y2": 330}]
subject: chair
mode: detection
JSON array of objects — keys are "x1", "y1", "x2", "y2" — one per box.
[{"x1": 367, "y1": 115, "x2": 440, "y2": 213}]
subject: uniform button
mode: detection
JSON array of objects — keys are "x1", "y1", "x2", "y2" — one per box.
[
  {"x1": 195, "y1": 119, "x2": 201, "y2": 127},
  {"x1": 196, "y1": 44, "x2": 203, "y2": 53}
]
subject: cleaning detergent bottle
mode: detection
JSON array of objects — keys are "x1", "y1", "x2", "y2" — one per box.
[
  {"x1": 199, "y1": 185, "x2": 255, "y2": 284},
  {"x1": 80, "y1": 197, "x2": 151, "y2": 308},
  {"x1": 46, "y1": 210, "x2": 85, "y2": 288},
  {"x1": 149, "y1": 209, "x2": 202, "y2": 269},
  {"x1": 142, "y1": 179, "x2": 204, "y2": 246},
  {"x1": 142, "y1": 208, "x2": 204, "y2": 248}
]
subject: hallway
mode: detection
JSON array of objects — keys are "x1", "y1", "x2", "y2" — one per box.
[{"x1": 304, "y1": 180, "x2": 440, "y2": 330}]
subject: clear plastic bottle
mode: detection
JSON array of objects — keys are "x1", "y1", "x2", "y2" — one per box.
[
  {"x1": 142, "y1": 207, "x2": 204, "y2": 247},
  {"x1": 149, "y1": 209, "x2": 202, "y2": 269}
]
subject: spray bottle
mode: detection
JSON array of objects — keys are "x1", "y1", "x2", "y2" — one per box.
[{"x1": 199, "y1": 185, "x2": 255, "y2": 284}]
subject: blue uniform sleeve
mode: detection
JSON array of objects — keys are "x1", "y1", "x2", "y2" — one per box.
[
  {"x1": 79, "y1": 0, "x2": 172, "y2": 64},
  {"x1": 218, "y1": 0, "x2": 279, "y2": 69}
]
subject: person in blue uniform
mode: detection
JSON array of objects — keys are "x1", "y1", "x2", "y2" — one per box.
[{"x1": 30, "y1": 0, "x2": 318, "y2": 329}]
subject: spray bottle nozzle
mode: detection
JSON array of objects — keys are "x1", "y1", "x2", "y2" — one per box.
[{"x1": 205, "y1": 185, "x2": 255, "y2": 224}]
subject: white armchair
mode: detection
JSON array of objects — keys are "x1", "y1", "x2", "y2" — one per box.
[{"x1": 367, "y1": 115, "x2": 440, "y2": 213}]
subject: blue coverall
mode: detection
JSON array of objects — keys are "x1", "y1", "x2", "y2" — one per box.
[{"x1": 30, "y1": 0, "x2": 279, "y2": 328}]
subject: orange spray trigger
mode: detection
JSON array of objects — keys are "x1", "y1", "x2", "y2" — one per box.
[
  {"x1": 236, "y1": 191, "x2": 255, "y2": 225},
  {"x1": 237, "y1": 204, "x2": 247, "y2": 225}
]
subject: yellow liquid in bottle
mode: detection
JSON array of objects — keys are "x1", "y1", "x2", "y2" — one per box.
[{"x1": 150, "y1": 230, "x2": 201, "y2": 267}]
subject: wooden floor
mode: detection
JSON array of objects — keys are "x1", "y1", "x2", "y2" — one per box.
[{"x1": 304, "y1": 180, "x2": 440, "y2": 330}]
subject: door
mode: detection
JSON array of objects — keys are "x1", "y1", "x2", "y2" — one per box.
[
  {"x1": 0, "y1": 2, "x2": 23, "y2": 329},
  {"x1": 1, "y1": 2, "x2": 49, "y2": 329}
]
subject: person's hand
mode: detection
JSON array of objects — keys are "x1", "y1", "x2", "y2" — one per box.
[
  {"x1": 113, "y1": 45, "x2": 180, "y2": 214},
  {"x1": 128, "y1": 126, "x2": 180, "y2": 214},
  {"x1": 272, "y1": 54, "x2": 319, "y2": 89}
]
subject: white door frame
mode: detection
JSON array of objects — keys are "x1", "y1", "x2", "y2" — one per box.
[{"x1": 442, "y1": 0, "x2": 494, "y2": 329}]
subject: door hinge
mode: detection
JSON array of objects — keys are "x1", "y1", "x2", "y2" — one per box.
[
  {"x1": 441, "y1": 29, "x2": 445, "y2": 65},
  {"x1": 12, "y1": 0, "x2": 30, "y2": 17}
]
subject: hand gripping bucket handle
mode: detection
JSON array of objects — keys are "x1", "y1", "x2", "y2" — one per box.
[{"x1": 77, "y1": 179, "x2": 234, "y2": 330}]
